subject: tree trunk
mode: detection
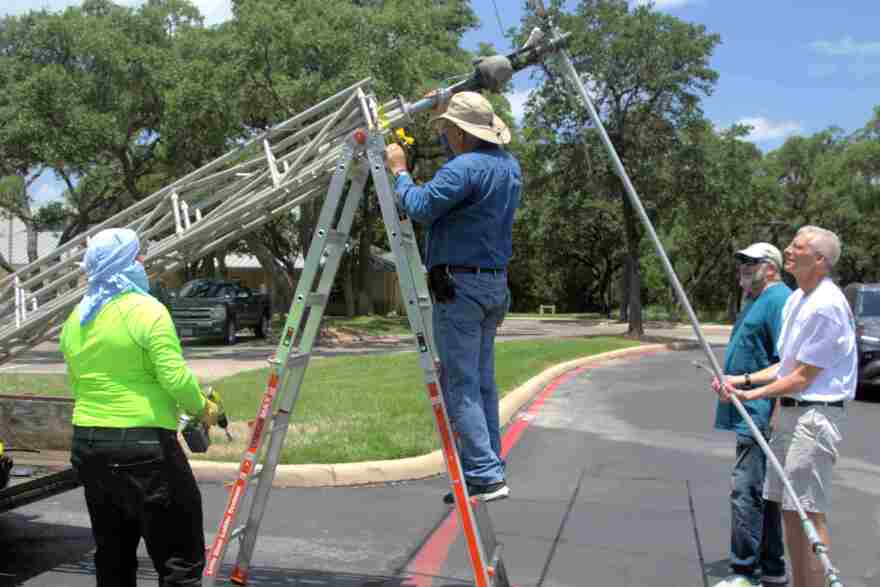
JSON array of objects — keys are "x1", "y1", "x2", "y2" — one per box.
[
  {"x1": 619, "y1": 263, "x2": 629, "y2": 322},
  {"x1": 244, "y1": 235, "x2": 294, "y2": 316},
  {"x1": 355, "y1": 199, "x2": 375, "y2": 316},
  {"x1": 342, "y1": 257, "x2": 356, "y2": 317},
  {"x1": 621, "y1": 196, "x2": 644, "y2": 336}
]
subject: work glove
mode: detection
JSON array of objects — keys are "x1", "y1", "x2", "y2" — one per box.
[{"x1": 201, "y1": 400, "x2": 222, "y2": 427}]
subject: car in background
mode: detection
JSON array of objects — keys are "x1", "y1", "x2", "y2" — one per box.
[
  {"x1": 168, "y1": 279, "x2": 271, "y2": 345},
  {"x1": 844, "y1": 283, "x2": 880, "y2": 398}
]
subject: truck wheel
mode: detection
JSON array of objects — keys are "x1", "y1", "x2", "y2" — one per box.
[
  {"x1": 224, "y1": 318, "x2": 238, "y2": 346},
  {"x1": 255, "y1": 314, "x2": 270, "y2": 338}
]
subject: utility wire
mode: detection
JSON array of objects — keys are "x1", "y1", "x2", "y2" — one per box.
[{"x1": 490, "y1": 0, "x2": 509, "y2": 48}]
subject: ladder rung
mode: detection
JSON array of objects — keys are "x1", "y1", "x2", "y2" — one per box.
[{"x1": 305, "y1": 293, "x2": 327, "y2": 307}]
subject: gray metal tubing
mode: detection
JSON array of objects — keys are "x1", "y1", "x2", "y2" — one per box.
[
  {"x1": 546, "y1": 21, "x2": 844, "y2": 587},
  {"x1": 0, "y1": 79, "x2": 371, "y2": 294}
]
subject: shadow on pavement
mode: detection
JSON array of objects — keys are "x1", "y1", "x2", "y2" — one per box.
[
  {"x1": 0, "y1": 512, "x2": 94, "y2": 587},
  {"x1": 36, "y1": 559, "x2": 463, "y2": 587}
]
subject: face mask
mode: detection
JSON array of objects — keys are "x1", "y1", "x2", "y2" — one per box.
[
  {"x1": 122, "y1": 262, "x2": 150, "y2": 293},
  {"x1": 739, "y1": 265, "x2": 756, "y2": 294}
]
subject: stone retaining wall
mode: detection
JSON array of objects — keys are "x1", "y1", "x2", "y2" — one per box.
[{"x1": 0, "y1": 395, "x2": 74, "y2": 450}]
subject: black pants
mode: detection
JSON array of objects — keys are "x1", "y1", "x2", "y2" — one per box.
[{"x1": 70, "y1": 427, "x2": 205, "y2": 586}]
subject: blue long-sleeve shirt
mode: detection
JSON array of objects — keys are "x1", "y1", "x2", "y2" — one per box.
[{"x1": 394, "y1": 146, "x2": 522, "y2": 269}]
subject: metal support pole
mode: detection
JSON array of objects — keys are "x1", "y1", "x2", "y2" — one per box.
[
  {"x1": 14, "y1": 277, "x2": 21, "y2": 328},
  {"x1": 181, "y1": 200, "x2": 192, "y2": 231},
  {"x1": 171, "y1": 192, "x2": 183, "y2": 235}
]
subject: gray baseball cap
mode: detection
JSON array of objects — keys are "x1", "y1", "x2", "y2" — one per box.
[{"x1": 735, "y1": 242, "x2": 783, "y2": 268}]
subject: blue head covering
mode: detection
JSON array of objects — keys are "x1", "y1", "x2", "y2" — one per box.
[{"x1": 78, "y1": 228, "x2": 150, "y2": 324}]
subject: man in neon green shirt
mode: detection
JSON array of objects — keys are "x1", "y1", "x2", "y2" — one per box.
[{"x1": 61, "y1": 228, "x2": 219, "y2": 587}]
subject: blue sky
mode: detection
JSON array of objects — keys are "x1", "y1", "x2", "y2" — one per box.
[{"x1": 4, "y1": 0, "x2": 879, "y2": 206}]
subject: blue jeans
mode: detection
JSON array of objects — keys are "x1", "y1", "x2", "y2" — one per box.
[
  {"x1": 730, "y1": 433, "x2": 785, "y2": 578},
  {"x1": 433, "y1": 271, "x2": 509, "y2": 486}
]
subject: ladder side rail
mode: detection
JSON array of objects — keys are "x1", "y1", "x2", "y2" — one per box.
[
  {"x1": 365, "y1": 134, "x2": 493, "y2": 587},
  {"x1": 228, "y1": 149, "x2": 368, "y2": 584},
  {"x1": 203, "y1": 138, "x2": 363, "y2": 586},
  {"x1": 395, "y1": 212, "x2": 435, "y2": 351}
]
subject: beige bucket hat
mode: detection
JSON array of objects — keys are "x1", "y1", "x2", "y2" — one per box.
[{"x1": 431, "y1": 91, "x2": 511, "y2": 145}]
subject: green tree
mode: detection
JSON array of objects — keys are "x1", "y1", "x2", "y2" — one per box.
[
  {"x1": 0, "y1": 0, "x2": 241, "y2": 242},
  {"x1": 222, "y1": 0, "x2": 479, "y2": 315},
  {"x1": 521, "y1": 0, "x2": 720, "y2": 334}
]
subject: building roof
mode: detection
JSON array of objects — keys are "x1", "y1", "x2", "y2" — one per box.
[
  {"x1": 225, "y1": 247, "x2": 397, "y2": 272},
  {"x1": 0, "y1": 216, "x2": 62, "y2": 267}
]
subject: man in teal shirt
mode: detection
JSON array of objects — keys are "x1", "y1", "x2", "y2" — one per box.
[{"x1": 713, "y1": 243, "x2": 791, "y2": 587}]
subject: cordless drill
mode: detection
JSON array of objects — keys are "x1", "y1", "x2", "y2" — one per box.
[{"x1": 181, "y1": 386, "x2": 231, "y2": 453}]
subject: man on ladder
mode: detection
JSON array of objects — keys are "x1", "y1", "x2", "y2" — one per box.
[{"x1": 385, "y1": 91, "x2": 520, "y2": 504}]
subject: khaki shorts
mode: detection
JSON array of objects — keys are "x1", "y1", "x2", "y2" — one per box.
[{"x1": 763, "y1": 405, "x2": 844, "y2": 513}]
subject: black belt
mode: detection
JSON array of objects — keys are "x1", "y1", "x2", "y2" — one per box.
[
  {"x1": 780, "y1": 398, "x2": 844, "y2": 408},
  {"x1": 73, "y1": 427, "x2": 169, "y2": 442},
  {"x1": 442, "y1": 265, "x2": 505, "y2": 276}
]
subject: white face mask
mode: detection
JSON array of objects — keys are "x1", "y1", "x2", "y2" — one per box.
[
  {"x1": 739, "y1": 269, "x2": 754, "y2": 293},
  {"x1": 739, "y1": 262, "x2": 768, "y2": 296}
]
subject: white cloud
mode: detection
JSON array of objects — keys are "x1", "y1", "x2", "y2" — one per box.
[
  {"x1": 811, "y1": 36, "x2": 880, "y2": 57},
  {"x1": 736, "y1": 116, "x2": 802, "y2": 142},
  {"x1": 2, "y1": 0, "x2": 233, "y2": 25}
]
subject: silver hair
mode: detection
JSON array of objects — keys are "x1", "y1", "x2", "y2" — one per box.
[{"x1": 796, "y1": 225, "x2": 841, "y2": 268}]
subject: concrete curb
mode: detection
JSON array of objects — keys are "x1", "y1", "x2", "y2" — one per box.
[{"x1": 189, "y1": 343, "x2": 670, "y2": 488}]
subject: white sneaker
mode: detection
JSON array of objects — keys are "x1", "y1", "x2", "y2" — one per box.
[{"x1": 713, "y1": 576, "x2": 755, "y2": 587}]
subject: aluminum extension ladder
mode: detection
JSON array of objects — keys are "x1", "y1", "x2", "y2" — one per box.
[
  {"x1": 203, "y1": 92, "x2": 509, "y2": 587},
  {"x1": 0, "y1": 80, "x2": 376, "y2": 367}
]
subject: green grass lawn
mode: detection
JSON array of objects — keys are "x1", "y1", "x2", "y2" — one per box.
[
  {"x1": 0, "y1": 336, "x2": 640, "y2": 463},
  {"x1": 206, "y1": 336, "x2": 639, "y2": 464},
  {"x1": 321, "y1": 314, "x2": 411, "y2": 335}
]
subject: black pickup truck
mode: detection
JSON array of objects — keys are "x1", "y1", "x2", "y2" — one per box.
[{"x1": 168, "y1": 279, "x2": 271, "y2": 345}]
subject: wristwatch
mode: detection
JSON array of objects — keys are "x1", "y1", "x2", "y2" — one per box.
[{"x1": 744, "y1": 372, "x2": 752, "y2": 388}]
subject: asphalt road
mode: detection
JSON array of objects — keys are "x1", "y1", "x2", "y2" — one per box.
[{"x1": 4, "y1": 346, "x2": 877, "y2": 586}]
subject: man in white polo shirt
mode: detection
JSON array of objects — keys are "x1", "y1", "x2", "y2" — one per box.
[{"x1": 715, "y1": 225, "x2": 856, "y2": 587}]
